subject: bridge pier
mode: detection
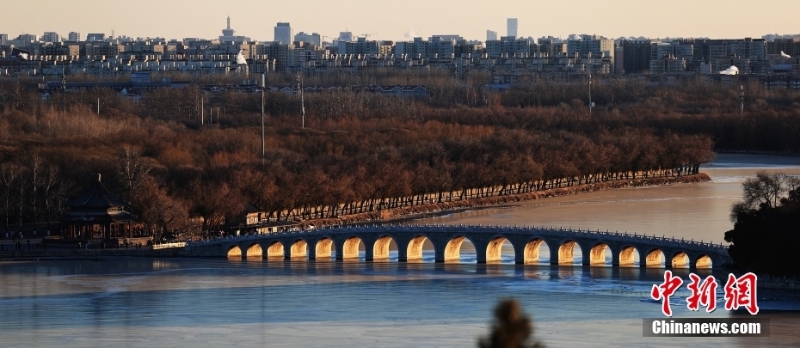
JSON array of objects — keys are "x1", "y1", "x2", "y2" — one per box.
[
  {"x1": 434, "y1": 245, "x2": 445, "y2": 263},
  {"x1": 581, "y1": 246, "x2": 591, "y2": 266},
  {"x1": 308, "y1": 243, "x2": 316, "y2": 260},
  {"x1": 334, "y1": 239, "x2": 345, "y2": 261},
  {"x1": 397, "y1": 246, "x2": 408, "y2": 262},
  {"x1": 283, "y1": 244, "x2": 292, "y2": 260},
  {"x1": 514, "y1": 245, "x2": 525, "y2": 265},
  {"x1": 364, "y1": 245, "x2": 374, "y2": 261},
  {"x1": 473, "y1": 240, "x2": 488, "y2": 264}
]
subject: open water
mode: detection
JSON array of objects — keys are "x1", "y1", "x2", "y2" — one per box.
[{"x1": 0, "y1": 154, "x2": 799, "y2": 347}]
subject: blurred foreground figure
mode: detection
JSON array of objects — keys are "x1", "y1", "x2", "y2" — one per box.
[{"x1": 479, "y1": 299, "x2": 544, "y2": 348}]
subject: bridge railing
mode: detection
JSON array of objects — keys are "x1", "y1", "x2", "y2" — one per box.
[{"x1": 187, "y1": 224, "x2": 729, "y2": 252}]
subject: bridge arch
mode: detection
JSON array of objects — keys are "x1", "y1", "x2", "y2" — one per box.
[
  {"x1": 226, "y1": 245, "x2": 242, "y2": 258},
  {"x1": 445, "y1": 236, "x2": 476, "y2": 263},
  {"x1": 245, "y1": 243, "x2": 263, "y2": 258},
  {"x1": 314, "y1": 237, "x2": 334, "y2": 260},
  {"x1": 671, "y1": 251, "x2": 690, "y2": 269},
  {"x1": 695, "y1": 254, "x2": 713, "y2": 269},
  {"x1": 618, "y1": 246, "x2": 640, "y2": 267},
  {"x1": 192, "y1": 226, "x2": 729, "y2": 268},
  {"x1": 589, "y1": 243, "x2": 612, "y2": 265},
  {"x1": 372, "y1": 235, "x2": 397, "y2": 261},
  {"x1": 486, "y1": 236, "x2": 515, "y2": 263},
  {"x1": 406, "y1": 235, "x2": 433, "y2": 262},
  {"x1": 342, "y1": 236, "x2": 364, "y2": 260},
  {"x1": 523, "y1": 238, "x2": 549, "y2": 264},
  {"x1": 645, "y1": 248, "x2": 665, "y2": 268},
  {"x1": 266, "y1": 241, "x2": 285, "y2": 259},
  {"x1": 557, "y1": 240, "x2": 584, "y2": 265},
  {"x1": 290, "y1": 239, "x2": 308, "y2": 259}
]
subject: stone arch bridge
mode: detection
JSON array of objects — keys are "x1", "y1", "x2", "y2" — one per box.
[{"x1": 187, "y1": 225, "x2": 731, "y2": 269}]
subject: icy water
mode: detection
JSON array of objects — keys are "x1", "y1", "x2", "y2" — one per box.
[{"x1": 1, "y1": 154, "x2": 799, "y2": 347}]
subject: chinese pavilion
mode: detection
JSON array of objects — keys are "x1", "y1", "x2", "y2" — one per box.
[{"x1": 60, "y1": 174, "x2": 140, "y2": 244}]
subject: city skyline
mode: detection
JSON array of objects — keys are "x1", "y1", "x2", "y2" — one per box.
[{"x1": 3, "y1": 0, "x2": 800, "y2": 42}]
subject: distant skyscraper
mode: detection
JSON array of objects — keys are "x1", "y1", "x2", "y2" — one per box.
[
  {"x1": 339, "y1": 31, "x2": 353, "y2": 42},
  {"x1": 86, "y1": 33, "x2": 105, "y2": 42},
  {"x1": 0, "y1": 34, "x2": 8, "y2": 46},
  {"x1": 507, "y1": 18, "x2": 518, "y2": 37},
  {"x1": 295, "y1": 32, "x2": 321, "y2": 47},
  {"x1": 487, "y1": 30, "x2": 498, "y2": 41},
  {"x1": 41, "y1": 32, "x2": 60, "y2": 43},
  {"x1": 68, "y1": 32, "x2": 80, "y2": 42},
  {"x1": 274, "y1": 22, "x2": 293, "y2": 45}
]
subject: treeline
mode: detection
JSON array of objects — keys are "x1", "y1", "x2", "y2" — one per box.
[
  {"x1": 725, "y1": 172, "x2": 800, "y2": 276},
  {"x1": 2, "y1": 71, "x2": 796, "y2": 235}
]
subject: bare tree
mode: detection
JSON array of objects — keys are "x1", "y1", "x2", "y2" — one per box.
[
  {"x1": 116, "y1": 146, "x2": 151, "y2": 201},
  {"x1": 479, "y1": 299, "x2": 544, "y2": 348},
  {"x1": 40, "y1": 165, "x2": 60, "y2": 231},
  {"x1": 135, "y1": 176, "x2": 189, "y2": 237},
  {"x1": 0, "y1": 163, "x2": 20, "y2": 233},
  {"x1": 731, "y1": 171, "x2": 798, "y2": 221}
]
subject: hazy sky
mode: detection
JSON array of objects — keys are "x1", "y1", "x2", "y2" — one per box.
[{"x1": 3, "y1": 0, "x2": 799, "y2": 42}]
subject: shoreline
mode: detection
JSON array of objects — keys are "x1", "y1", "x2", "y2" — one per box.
[
  {"x1": 0, "y1": 173, "x2": 710, "y2": 261},
  {"x1": 311, "y1": 173, "x2": 711, "y2": 227}
]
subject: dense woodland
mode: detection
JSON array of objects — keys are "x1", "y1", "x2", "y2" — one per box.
[
  {"x1": 0, "y1": 70, "x2": 798, "y2": 236},
  {"x1": 725, "y1": 172, "x2": 800, "y2": 276}
]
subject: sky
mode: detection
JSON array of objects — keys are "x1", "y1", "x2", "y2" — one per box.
[{"x1": 2, "y1": 0, "x2": 799, "y2": 42}]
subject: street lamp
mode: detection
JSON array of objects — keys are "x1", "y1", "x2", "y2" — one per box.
[
  {"x1": 261, "y1": 73, "x2": 265, "y2": 164},
  {"x1": 588, "y1": 73, "x2": 593, "y2": 116},
  {"x1": 297, "y1": 74, "x2": 305, "y2": 129},
  {"x1": 739, "y1": 85, "x2": 744, "y2": 115}
]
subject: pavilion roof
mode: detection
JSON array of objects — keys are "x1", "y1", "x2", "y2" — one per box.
[{"x1": 66, "y1": 174, "x2": 129, "y2": 210}]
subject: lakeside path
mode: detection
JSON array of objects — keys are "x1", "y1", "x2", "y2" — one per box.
[{"x1": 309, "y1": 173, "x2": 711, "y2": 226}]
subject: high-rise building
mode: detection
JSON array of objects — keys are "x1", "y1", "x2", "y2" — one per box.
[
  {"x1": 567, "y1": 34, "x2": 614, "y2": 58},
  {"x1": 537, "y1": 36, "x2": 566, "y2": 57},
  {"x1": 487, "y1": 30, "x2": 498, "y2": 41},
  {"x1": 507, "y1": 18, "x2": 518, "y2": 38},
  {"x1": 485, "y1": 36, "x2": 532, "y2": 58},
  {"x1": 622, "y1": 40, "x2": 651, "y2": 74},
  {"x1": 68, "y1": 32, "x2": 80, "y2": 42},
  {"x1": 0, "y1": 34, "x2": 8, "y2": 45},
  {"x1": 274, "y1": 22, "x2": 293, "y2": 45},
  {"x1": 294, "y1": 32, "x2": 321, "y2": 47},
  {"x1": 86, "y1": 33, "x2": 105, "y2": 42},
  {"x1": 42, "y1": 32, "x2": 60, "y2": 43}
]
